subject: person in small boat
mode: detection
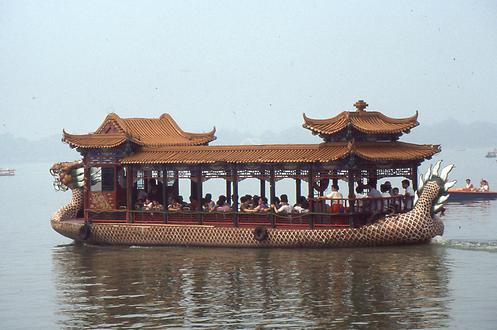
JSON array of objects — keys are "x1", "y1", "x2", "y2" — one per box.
[
  {"x1": 214, "y1": 195, "x2": 231, "y2": 212},
  {"x1": 479, "y1": 179, "x2": 490, "y2": 192},
  {"x1": 272, "y1": 194, "x2": 293, "y2": 214},
  {"x1": 463, "y1": 179, "x2": 475, "y2": 191}
]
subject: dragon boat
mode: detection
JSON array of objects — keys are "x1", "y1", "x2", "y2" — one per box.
[{"x1": 50, "y1": 100, "x2": 451, "y2": 248}]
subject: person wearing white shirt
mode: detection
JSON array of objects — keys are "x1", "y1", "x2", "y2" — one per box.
[
  {"x1": 272, "y1": 194, "x2": 293, "y2": 214},
  {"x1": 320, "y1": 185, "x2": 344, "y2": 213},
  {"x1": 401, "y1": 179, "x2": 414, "y2": 210},
  {"x1": 367, "y1": 183, "x2": 382, "y2": 212}
]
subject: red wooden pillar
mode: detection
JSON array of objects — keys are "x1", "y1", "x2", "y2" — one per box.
[
  {"x1": 307, "y1": 166, "x2": 315, "y2": 229},
  {"x1": 126, "y1": 164, "x2": 133, "y2": 223},
  {"x1": 295, "y1": 169, "x2": 302, "y2": 204},
  {"x1": 412, "y1": 164, "x2": 419, "y2": 191},
  {"x1": 232, "y1": 168, "x2": 239, "y2": 227},
  {"x1": 162, "y1": 165, "x2": 168, "y2": 223}
]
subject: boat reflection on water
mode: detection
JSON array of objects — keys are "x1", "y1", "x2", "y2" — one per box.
[{"x1": 52, "y1": 245, "x2": 450, "y2": 328}]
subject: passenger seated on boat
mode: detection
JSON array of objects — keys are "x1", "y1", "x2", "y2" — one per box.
[
  {"x1": 388, "y1": 187, "x2": 401, "y2": 213},
  {"x1": 273, "y1": 196, "x2": 281, "y2": 209},
  {"x1": 380, "y1": 184, "x2": 391, "y2": 210},
  {"x1": 151, "y1": 200, "x2": 164, "y2": 211},
  {"x1": 354, "y1": 186, "x2": 366, "y2": 212},
  {"x1": 255, "y1": 197, "x2": 271, "y2": 212},
  {"x1": 244, "y1": 194, "x2": 254, "y2": 209},
  {"x1": 214, "y1": 195, "x2": 231, "y2": 212},
  {"x1": 384, "y1": 181, "x2": 393, "y2": 195},
  {"x1": 293, "y1": 196, "x2": 310, "y2": 214},
  {"x1": 240, "y1": 196, "x2": 252, "y2": 212},
  {"x1": 203, "y1": 193, "x2": 216, "y2": 211},
  {"x1": 463, "y1": 179, "x2": 475, "y2": 191},
  {"x1": 144, "y1": 198, "x2": 153, "y2": 210},
  {"x1": 135, "y1": 198, "x2": 144, "y2": 210},
  {"x1": 137, "y1": 189, "x2": 148, "y2": 201},
  {"x1": 168, "y1": 196, "x2": 183, "y2": 212},
  {"x1": 185, "y1": 196, "x2": 200, "y2": 211},
  {"x1": 479, "y1": 179, "x2": 490, "y2": 192},
  {"x1": 252, "y1": 195, "x2": 260, "y2": 209},
  {"x1": 272, "y1": 194, "x2": 293, "y2": 214}
]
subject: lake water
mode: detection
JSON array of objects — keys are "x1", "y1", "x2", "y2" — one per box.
[{"x1": 1, "y1": 148, "x2": 497, "y2": 329}]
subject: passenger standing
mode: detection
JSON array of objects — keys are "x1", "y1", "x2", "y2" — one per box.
[
  {"x1": 401, "y1": 179, "x2": 414, "y2": 210},
  {"x1": 367, "y1": 182, "x2": 382, "y2": 212}
]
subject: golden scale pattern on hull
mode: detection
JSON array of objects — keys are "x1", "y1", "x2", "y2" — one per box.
[{"x1": 51, "y1": 181, "x2": 444, "y2": 248}]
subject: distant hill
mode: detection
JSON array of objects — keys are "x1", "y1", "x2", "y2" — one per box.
[
  {"x1": 408, "y1": 118, "x2": 497, "y2": 148},
  {"x1": 1, "y1": 119, "x2": 495, "y2": 164},
  {"x1": 0, "y1": 133, "x2": 79, "y2": 164},
  {"x1": 215, "y1": 119, "x2": 497, "y2": 149}
]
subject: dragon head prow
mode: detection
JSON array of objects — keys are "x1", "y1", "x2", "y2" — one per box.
[{"x1": 414, "y1": 160, "x2": 456, "y2": 214}]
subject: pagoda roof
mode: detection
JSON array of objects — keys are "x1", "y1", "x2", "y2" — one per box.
[
  {"x1": 303, "y1": 100, "x2": 419, "y2": 136},
  {"x1": 63, "y1": 113, "x2": 216, "y2": 148},
  {"x1": 121, "y1": 141, "x2": 440, "y2": 165}
]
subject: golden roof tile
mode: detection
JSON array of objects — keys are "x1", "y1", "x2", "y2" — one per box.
[
  {"x1": 303, "y1": 100, "x2": 419, "y2": 135},
  {"x1": 63, "y1": 113, "x2": 216, "y2": 148},
  {"x1": 121, "y1": 142, "x2": 440, "y2": 165}
]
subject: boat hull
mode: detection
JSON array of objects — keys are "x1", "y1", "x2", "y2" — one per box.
[
  {"x1": 51, "y1": 218, "x2": 437, "y2": 248},
  {"x1": 448, "y1": 190, "x2": 497, "y2": 202}
]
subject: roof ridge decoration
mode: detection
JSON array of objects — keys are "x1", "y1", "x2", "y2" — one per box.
[
  {"x1": 302, "y1": 100, "x2": 419, "y2": 136},
  {"x1": 63, "y1": 113, "x2": 216, "y2": 149}
]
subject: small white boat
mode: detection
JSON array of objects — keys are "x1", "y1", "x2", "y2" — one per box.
[{"x1": 0, "y1": 168, "x2": 15, "y2": 176}]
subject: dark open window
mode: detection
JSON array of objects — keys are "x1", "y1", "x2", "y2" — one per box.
[{"x1": 102, "y1": 167, "x2": 115, "y2": 191}]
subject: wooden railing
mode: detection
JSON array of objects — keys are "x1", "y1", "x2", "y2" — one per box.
[{"x1": 86, "y1": 196, "x2": 414, "y2": 229}]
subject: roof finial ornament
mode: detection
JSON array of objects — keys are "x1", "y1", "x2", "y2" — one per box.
[{"x1": 354, "y1": 100, "x2": 368, "y2": 112}]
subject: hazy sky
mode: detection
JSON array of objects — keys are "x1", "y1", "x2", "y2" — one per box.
[{"x1": 1, "y1": 0, "x2": 496, "y2": 141}]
